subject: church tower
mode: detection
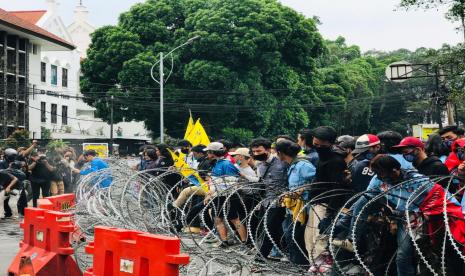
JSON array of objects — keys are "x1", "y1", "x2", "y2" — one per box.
[{"x1": 67, "y1": 0, "x2": 95, "y2": 58}]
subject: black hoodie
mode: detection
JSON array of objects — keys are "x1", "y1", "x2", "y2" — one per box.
[
  {"x1": 312, "y1": 145, "x2": 349, "y2": 209},
  {"x1": 415, "y1": 156, "x2": 449, "y2": 187}
]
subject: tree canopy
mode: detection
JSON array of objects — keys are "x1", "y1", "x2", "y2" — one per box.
[{"x1": 81, "y1": 0, "x2": 460, "y2": 140}]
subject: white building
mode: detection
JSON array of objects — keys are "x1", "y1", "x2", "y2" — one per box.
[
  {"x1": 10, "y1": 0, "x2": 150, "y2": 141},
  {"x1": 0, "y1": 8, "x2": 74, "y2": 138}
]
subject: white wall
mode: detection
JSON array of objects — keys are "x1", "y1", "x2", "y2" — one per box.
[
  {"x1": 28, "y1": 44, "x2": 43, "y2": 139},
  {"x1": 28, "y1": 45, "x2": 81, "y2": 139}
]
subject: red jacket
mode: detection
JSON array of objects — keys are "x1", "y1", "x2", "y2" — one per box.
[{"x1": 445, "y1": 138, "x2": 465, "y2": 171}]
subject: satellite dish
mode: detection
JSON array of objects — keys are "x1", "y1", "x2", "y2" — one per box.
[{"x1": 385, "y1": 61, "x2": 413, "y2": 82}]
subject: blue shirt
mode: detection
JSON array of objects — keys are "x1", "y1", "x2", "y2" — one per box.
[
  {"x1": 303, "y1": 149, "x2": 319, "y2": 168},
  {"x1": 366, "y1": 171, "x2": 433, "y2": 212},
  {"x1": 287, "y1": 159, "x2": 316, "y2": 191},
  {"x1": 390, "y1": 153, "x2": 414, "y2": 170},
  {"x1": 80, "y1": 158, "x2": 112, "y2": 188},
  {"x1": 439, "y1": 155, "x2": 447, "y2": 163},
  {"x1": 211, "y1": 159, "x2": 239, "y2": 177}
]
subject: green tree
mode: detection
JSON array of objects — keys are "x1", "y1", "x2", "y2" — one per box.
[
  {"x1": 81, "y1": 0, "x2": 325, "y2": 138},
  {"x1": 1, "y1": 129, "x2": 31, "y2": 149}
]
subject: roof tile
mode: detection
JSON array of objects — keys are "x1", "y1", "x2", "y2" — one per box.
[
  {"x1": 9, "y1": 10, "x2": 46, "y2": 25},
  {"x1": 0, "y1": 8, "x2": 74, "y2": 49}
]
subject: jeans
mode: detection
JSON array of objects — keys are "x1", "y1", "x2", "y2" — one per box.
[
  {"x1": 0, "y1": 189, "x2": 20, "y2": 218},
  {"x1": 396, "y1": 222, "x2": 415, "y2": 276},
  {"x1": 32, "y1": 180, "x2": 51, "y2": 207},
  {"x1": 348, "y1": 194, "x2": 372, "y2": 241},
  {"x1": 350, "y1": 194, "x2": 415, "y2": 275},
  {"x1": 283, "y1": 215, "x2": 309, "y2": 265}
]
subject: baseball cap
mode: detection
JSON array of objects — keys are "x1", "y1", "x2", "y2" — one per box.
[
  {"x1": 229, "y1": 148, "x2": 251, "y2": 158},
  {"x1": 204, "y1": 142, "x2": 224, "y2": 152},
  {"x1": 392, "y1": 137, "x2": 424, "y2": 149},
  {"x1": 352, "y1": 134, "x2": 380, "y2": 154},
  {"x1": 336, "y1": 135, "x2": 356, "y2": 150}
]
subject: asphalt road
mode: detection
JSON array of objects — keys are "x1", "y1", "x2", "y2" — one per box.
[{"x1": 0, "y1": 218, "x2": 22, "y2": 274}]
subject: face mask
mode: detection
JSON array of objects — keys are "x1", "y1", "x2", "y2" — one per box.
[
  {"x1": 365, "y1": 152, "x2": 375, "y2": 160},
  {"x1": 443, "y1": 139, "x2": 455, "y2": 150},
  {"x1": 315, "y1": 146, "x2": 331, "y2": 155},
  {"x1": 181, "y1": 149, "x2": 189, "y2": 154},
  {"x1": 253, "y1": 153, "x2": 268, "y2": 161},
  {"x1": 403, "y1": 153, "x2": 415, "y2": 163},
  {"x1": 236, "y1": 160, "x2": 242, "y2": 166}
]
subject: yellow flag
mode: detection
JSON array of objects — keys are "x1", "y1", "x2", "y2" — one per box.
[
  {"x1": 168, "y1": 149, "x2": 208, "y2": 191},
  {"x1": 184, "y1": 115, "x2": 195, "y2": 140},
  {"x1": 186, "y1": 119, "x2": 210, "y2": 146}
]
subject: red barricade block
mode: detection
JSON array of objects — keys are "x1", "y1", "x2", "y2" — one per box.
[
  {"x1": 84, "y1": 226, "x2": 190, "y2": 276},
  {"x1": 7, "y1": 208, "x2": 81, "y2": 276},
  {"x1": 38, "y1": 193, "x2": 75, "y2": 211},
  {"x1": 37, "y1": 194, "x2": 82, "y2": 242}
]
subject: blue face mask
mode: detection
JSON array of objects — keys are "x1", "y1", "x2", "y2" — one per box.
[
  {"x1": 443, "y1": 139, "x2": 454, "y2": 149},
  {"x1": 403, "y1": 153, "x2": 415, "y2": 163}
]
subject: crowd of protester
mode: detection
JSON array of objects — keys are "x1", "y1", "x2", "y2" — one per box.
[
  {"x1": 131, "y1": 125, "x2": 465, "y2": 275},
  {"x1": 0, "y1": 141, "x2": 108, "y2": 220},
  {"x1": 3, "y1": 124, "x2": 465, "y2": 274}
]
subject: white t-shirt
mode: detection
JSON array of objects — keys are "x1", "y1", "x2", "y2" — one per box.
[{"x1": 238, "y1": 166, "x2": 259, "y2": 182}]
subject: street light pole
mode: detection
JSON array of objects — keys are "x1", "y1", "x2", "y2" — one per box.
[
  {"x1": 110, "y1": 95, "x2": 114, "y2": 154},
  {"x1": 159, "y1": 52, "x2": 164, "y2": 143},
  {"x1": 150, "y1": 36, "x2": 200, "y2": 143}
]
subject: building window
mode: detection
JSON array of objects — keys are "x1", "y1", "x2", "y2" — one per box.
[
  {"x1": 51, "y1": 104, "x2": 57, "y2": 124},
  {"x1": 62, "y1": 105, "x2": 68, "y2": 125},
  {"x1": 62, "y1": 68, "x2": 68, "y2": 87},
  {"x1": 32, "y1": 44, "x2": 38, "y2": 55},
  {"x1": 41, "y1": 62, "x2": 46, "y2": 82},
  {"x1": 41, "y1": 102, "x2": 46, "y2": 122},
  {"x1": 51, "y1": 65, "x2": 57, "y2": 85}
]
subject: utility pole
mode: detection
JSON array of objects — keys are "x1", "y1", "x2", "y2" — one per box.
[
  {"x1": 387, "y1": 62, "x2": 465, "y2": 128},
  {"x1": 159, "y1": 52, "x2": 164, "y2": 143},
  {"x1": 150, "y1": 36, "x2": 200, "y2": 144},
  {"x1": 434, "y1": 71, "x2": 443, "y2": 129},
  {"x1": 110, "y1": 95, "x2": 114, "y2": 155}
]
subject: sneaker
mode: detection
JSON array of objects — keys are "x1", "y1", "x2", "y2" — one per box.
[
  {"x1": 280, "y1": 256, "x2": 289, "y2": 262},
  {"x1": 331, "y1": 239, "x2": 354, "y2": 252},
  {"x1": 318, "y1": 254, "x2": 333, "y2": 273},
  {"x1": 204, "y1": 235, "x2": 218, "y2": 244},
  {"x1": 215, "y1": 241, "x2": 230, "y2": 249},
  {"x1": 308, "y1": 252, "x2": 330, "y2": 273},
  {"x1": 200, "y1": 229, "x2": 210, "y2": 237}
]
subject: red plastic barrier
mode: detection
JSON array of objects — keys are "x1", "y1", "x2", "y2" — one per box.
[
  {"x1": 84, "y1": 226, "x2": 190, "y2": 276},
  {"x1": 37, "y1": 193, "x2": 83, "y2": 243},
  {"x1": 38, "y1": 193, "x2": 75, "y2": 211},
  {"x1": 7, "y1": 208, "x2": 81, "y2": 276}
]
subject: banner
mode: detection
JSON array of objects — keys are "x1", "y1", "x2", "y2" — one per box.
[
  {"x1": 83, "y1": 143, "x2": 109, "y2": 158},
  {"x1": 184, "y1": 115, "x2": 195, "y2": 140},
  {"x1": 168, "y1": 149, "x2": 208, "y2": 191},
  {"x1": 185, "y1": 119, "x2": 210, "y2": 146}
]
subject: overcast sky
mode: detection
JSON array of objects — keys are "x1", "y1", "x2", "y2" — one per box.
[{"x1": 1, "y1": 0, "x2": 462, "y2": 51}]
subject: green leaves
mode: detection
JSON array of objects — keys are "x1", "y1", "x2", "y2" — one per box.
[{"x1": 81, "y1": 0, "x2": 325, "y2": 138}]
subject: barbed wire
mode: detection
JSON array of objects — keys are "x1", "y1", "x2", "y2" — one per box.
[{"x1": 70, "y1": 159, "x2": 465, "y2": 275}]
